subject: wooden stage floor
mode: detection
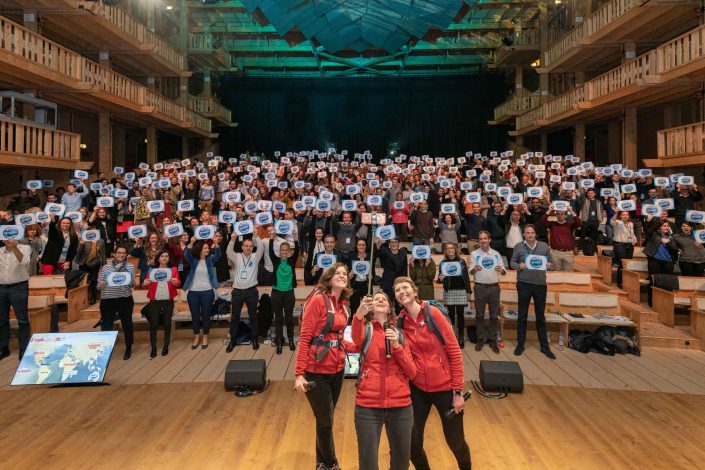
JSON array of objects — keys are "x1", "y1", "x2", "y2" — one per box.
[{"x1": 1, "y1": 380, "x2": 704, "y2": 469}]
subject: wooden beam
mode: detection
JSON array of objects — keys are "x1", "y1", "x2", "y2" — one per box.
[
  {"x1": 623, "y1": 107, "x2": 637, "y2": 168},
  {"x1": 98, "y1": 113, "x2": 112, "y2": 176},
  {"x1": 146, "y1": 126, "x2": 157, "y2": 165}
]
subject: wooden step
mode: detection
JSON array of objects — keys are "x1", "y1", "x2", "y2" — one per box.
[{"x1": 639, "y1": 321, "x2": 703, "y2": 350}]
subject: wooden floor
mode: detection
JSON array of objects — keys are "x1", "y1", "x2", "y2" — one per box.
[
  {"x1": 1, "y1": 380, "x2": 704, "y2": 469},
  {"x1": 3, "y1": 338, "x2": 705, "y2": 395}
]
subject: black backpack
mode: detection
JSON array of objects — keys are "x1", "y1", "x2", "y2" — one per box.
[
  {"x1": 257, "y1": 293, "x2": 273, "y2": 335},
  {"x1": 397, "y1": 300, "x2": 453, "y2": 347}
]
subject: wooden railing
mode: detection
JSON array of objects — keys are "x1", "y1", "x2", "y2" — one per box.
[
  {"x1": 146, "y1": 89, "x2": 184, "y2": 122},
  {"x1": 189, "y1": 34, "x2": 212, "y2": 50},
  {"x1": 543, "y1": 25, "x2": 585, "y2": 68},
  {"x1": 494, "y1": 29, "x2": 539, "y2": 65},
  {"x1": 516, "y1": 106, "x2": 545, "y2": 131},
  {"x1": 184, "y1": 110, "x2": 212, "y2": 134},
  {"x1": 657, "y1": 121, "x2": 705, "y2": 158},
  {"x1": 584, "y1": 50, "x2": 657, "y2": 102},
  {"x1": 188, "y1": 96, "x2": 232, "y2": 123},
  {"x1": 0, "y1": 118, "x2": 80, "y2": 162},
  {"x1": 543, "y1": 85, "x2": 585, "y2": 121},
  {"x1": 656, "y1": 22, "x2": 705, "y2": 74},
  {"x1": 82, "y1": 58, "x2": 146, "y2": 105},
  {"x1": 493, "y1": 91, "x2": 541, "y2": 122},
  {"x1": 0, "y1": 16, "x2": 83, "y2": 80},
  {"x1": 81, "y1": 1, "x2": 184, "y2": 71}
]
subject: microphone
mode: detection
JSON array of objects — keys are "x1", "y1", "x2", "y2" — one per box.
[
  {"x1": 383, "y1": 322, "x2": 391, "y2": 359},
  {"x1": 304, "y1": 381, "x2": 317, "y2": 392},
  {"x1": 444, "y1": 391, "x2": 472, "y2": 418}
]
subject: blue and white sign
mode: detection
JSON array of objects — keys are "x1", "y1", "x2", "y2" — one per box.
[
  {"x1": 497, "y1": 187, "x2": 512, "y2": 199},
  {"x1": 376, "y1": 224, "x2": 396, "y2": 241},
  {"x1": 317, "y1": 254, "x2": 337, "y2": 270},
  {"x1": 367, "y1": 195, "x2": 383, "y2": 207},
  {"x1": 255, "y1": 212, "x2": 273, "y2": 225},
  {"x1": 352, "y1": 261, "x2": 371, "y2": 277},
  {"x1": 412, "y1": 245, "x2": 432, "y2": 260},
  {"x1": 114, "y1": 189, "x2": 128, "y2": 199},
  {"x1": 234, "y1": 220, "x2": 254, "y2": 236},
  {"x1": 478, "y1": 254, "x2": 498, "y2": 271},
  {"x1": 561, "y1": 182, "x2": 576, "y2": 191},
  {"x1": 341, "y1": 200, "x2": 358, "y2": 212},
  {"x1": 66, "y1": 211, "x2": 82, "y2": 223},
  {"x1": 138, "y1": 177, "x2": 151, "y2": 187},
  {"x1": 194, "y1": 225, "x2": 216, "y2": 240},
  {"x1": 35, "y1": 212, "x2": 49, "y2": 223},
  {"x1": 441, "y1": 204, "x2": 455, "y2": 214},
  {"x1": 600, "y1": 188, "x2": 615, "y2": 198},
  {"x1": 346, "y1": 185, "x2": 360, "y2": 195},
  {"x1": 275, "y1": 220, "x2": 294, "y2": 235},
  {"x1": 526, "y1": 187, "x2": 544, "y2": 198},
  {"x1": 302, "y1": 196, "x2": 317, "y2": 208},
  {"x1": 218, "y1": 211, "x2": 236, "y2": 224},
  {"x1": 678, "y1": 175, "x2": 695, "y2": 186},
  {"x1": 507, "y1": 193, "x2": 524, "y2": 205},
  {"x1": 177, "y1": 200, "x2": 194, "y2": 212},
  {"x1": 26, "y1": 180, "x2": 42, "y2": 191},
  {"x1": 107, "y1": 271, "x2": 131, "y2": 287},
  {"x1": 525, "y1": 255, "x2": 548, "y2": 271},
  {"x1": 617, "y1": 200, "x2": 636, "y2": 211},
  {"x1": 441, "y1": 261, "x2": 462, "y2": 277},
  {"x1": 114, "y1": 166, "x2": 124, "y2": 174},
  {"x1": 163, "y1": 223, "x2": 184, "y2": 238},
  {"x1": 81, "y1": 230, "x2": 100, "y2": 242},
  {"x1": 273, "y1": 202, "x2": 287, "y2": 213},
  {"x1": 484, "y1": 183, "x2": 497, "y2": 193},
  {"x1": 96, "y1": 197, "x2": 114, "y2": 208},
  {"x1": 642, "y1": 204, "x2": 662, "y2": 218},
  {"x1": 655, "y1": 198, "x2": 675, "y2": 210},
  {"x1": 392, "y1": 201, "x2": 405, "y2": 210},
  {"x1": 686, "y1": 210, "x2": 705, "y2": 224},
  {"x1": 621, "y1": 184, "x2": 636, "y2": 194},
  {"x1": 44, "y1": 203, "x2": 66, "y2": 217},
  {"x1": 552, "y1": 201, "x2": 570, "y2": 212},
  {"x1": 151, "y1": 268, "x2": 172, "y2": 283},
  {"x1": 74, "y1": 170, "x2": 89, "y2": 180},
  {"x1": 257, "y1": 200, "x2": 273, "y2": 212},
  {"x1": 128, "y1": 225, "x2": 147, "y2": 239},
  {"x1": 244, "y1": 201, "x2": 258, "y2": 214},
  {"x1": 654, "y1": 177, "x2": 669, "y2": 187},
  {"x1": 315, "y1": 200, "x2": 331, "y2": 212},
  {"x1": 292, "y1": 201, "x2": 306, "y2": 211},
  {"x1": 147, "y1": 200, "x2": 165, "y2": 213},
  {"x1": 409, "y1": 192, "x2": 426, "y2": 204},
  {"x1": 694, "y1": 230, "x2": 705, "y2": 243},
  {"x1": 0, "y1": 225, "x2": 23, "y2": 241},
  {"x1": 580, "y1": 179, "x2": 595, "y2": 188},
  {"x1": 465, "y1": 192, "x2": 481, "y2": 203},
  {"x1": 15, "y1": 213, "x2": 36, "y2": 226},
  {"x1": 637, "y1": 169, "x2": 652, "y2": 178},
  {"x1": 459, "y1": 182, "x2": 473, "y2": 191}
]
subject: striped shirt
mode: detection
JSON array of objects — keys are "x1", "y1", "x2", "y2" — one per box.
[
  {"x1": 98, "y1": 261, "x2": 135, "y2": 299},
  {"x1": 60, "y1": 183, "x2": 89, "y2": 212}
]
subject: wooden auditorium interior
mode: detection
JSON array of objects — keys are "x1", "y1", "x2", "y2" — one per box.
[{"x1": 1, "y1": 0, "x2": 705, "y2": 469}]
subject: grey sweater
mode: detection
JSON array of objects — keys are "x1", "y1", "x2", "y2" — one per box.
[{"x1": 510, "y1": 241, "x2": 552, "y2": 285}]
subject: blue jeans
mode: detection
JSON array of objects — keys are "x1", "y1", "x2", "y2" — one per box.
[
  {"x1": 187, "y1": 289, "x2": 214, "y2": 334},
  {"x1": 516, "y1": 281, "x2": 548, "y2": 347},
  {"x1": 0, "y1": 281, "x2": 30, "y2": 354}
]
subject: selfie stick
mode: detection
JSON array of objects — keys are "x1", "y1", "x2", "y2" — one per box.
[{"x1": 368, "y1": 212, "x2": 378, "y2": 295}]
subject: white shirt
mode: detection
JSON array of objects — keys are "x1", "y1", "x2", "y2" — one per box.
[
  {"x1": 227, "y1": 237, "x2": 265, "y2": 289},
  {"x1": 506, "y1": 224, "x2": 523, "y2": 249},
  {"x1": 154, "y1": 280, "x2": 170, "y2": 300},
  {"x1": 190, "y1": 261, "x2": 212, "y2": 292},
  {"x1": 0, "y1": 244, "x2": 32, "y2": 284},
  {"x1": 468, "y1": 247, "x2": 505, "y2": 284}
]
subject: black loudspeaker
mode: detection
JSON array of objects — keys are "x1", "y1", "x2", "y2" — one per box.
[
  {"x1": 479, "y1": 360, "x2": 524, "y2": 393},
  {"x1": 224, "y1": 359, "x2": 267, "y2": 391}
]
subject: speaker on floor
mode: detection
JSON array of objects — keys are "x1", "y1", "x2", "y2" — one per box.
[
  {"x1": 479, "y1": 360, "x2": 524, "y2": 393},
  {"x1": 224, "y1": 359, "x2": 267, "y2": 391}
]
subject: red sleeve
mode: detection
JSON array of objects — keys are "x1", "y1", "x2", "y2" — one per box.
[
  {"x1": 294, "y1": 295, "x2": 323, "y2": 376},
  {"x1": 432, "y1": 307, "x2": 465, "y2": 390},
  {"x1": 143, "y1": 269, "x2": 151, "y2": 288},
  {"x1": 392, "y1": 342, "x2": 417, "y2": 381},
  {"x1": 172, "y1": 267, "x2": 181, "y2": 288}
]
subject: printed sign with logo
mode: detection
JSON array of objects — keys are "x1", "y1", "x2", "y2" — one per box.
[
  {"x1": 272, "y1": 202, "x2": 287, "y2": 213},
  {"x1": 147, "y1": 200, "x2": 165, "y2": 213},
  {"x1": 483, "y1": 183, "x2": 497, "y2": 193},
  {"x1": 376, "y1": 224, "x2": 396, "y2": 241},
  {"x1": 465, "y1": 192, "x2": 481, "y2": 203},
  {"x1": 653, "y1": 177, "x2": 669, "y2": 187},
  {"x1": 620, "y1": 169, "x2": 634, "y2": 179},
  {"x1": 346, "y1": 185, "x2": 360, "y2": 195},
  {"x1": 157, "y1": 178, "x2": 170, "y2": 189},
  {"x1": 317, "y1": 254, "x2": 337, "y2": 270},
  {"x1": 561, "y1": 182, "x2": 576, "y2": 191},
  {"x1": 292, "y1": 201, "x2": 306, "y2": 211},
  {"x1": 151, "y1": 268, "x2": 172, "y2": 283},
  {"x1": 128, "y1": 225, "x2": 148, "y2": 239},
  {"x1": 319, "y1": 190, "x2": 334, "y2": 201},
  {"x1": 478, "y1": 254, "x2": 498, "y2": 271},
  {"x1": 138, "y1": 177, "x2": 151, "y2": 187},
  {"x1": 26, "y1": 180, "x2": 42, "y2": 191},
  {"x1": 409, "y1": 192, "x2": 426, "y2": 204},
  {"x1": 678, "y1": 176, "x2": 695, "y2": 186},
  {"x1": 525, "y1": 255, "x2": 548, "y2": 271},
  {"x1": 35, "y1": 212, "x2": 49, "y2": 223},
  {"x1": 114, "y1": 166, "x2": 124, "y2": 174},
  {"x1": 637, "y1": 169, "x2": 652, "y2": 178},
  {"x1": 275, "y1": 220, "x2": 294, "y2": 235},
  {"x1": 244, "y1": 201, "x2": 258, "y2": 214},
  {"x1": 526, "y1": 187, "x2": 544, "y2": 198},
  {"x1": 497, "y1": 187, "x2": 512, "y2": 199},
  {"x1": 655, "y1": 198, "x2": 675, "y2": 210},
  {"x1": 366, "y1": 195, "x2": 382, "y2": 207},
  {"x1": 163, "y1": 223, "x2": 184, "y2": 238},
  {"x1": 441, "y1": 261, "x2": 462, "y2": 277},
  {"x1": 686, "y1": 210, "x2": 705, "y2": 224},
  {"x1": 218, "y1": 211, "x2": 236, "y2": 224},
  {"x1": 114, "y1": 189, "x2": 129, "y2": 199},
  {"x1": 391, "y1": 201, "x2": 405, "y2": 210},
  {"x1": 621, "y1": 184, "x2": 636, "y2": 194},
  {"x1": 74, "y1": 170, "x2": 88, "y2": 180},
  {"x1": 617, "y1": 200, "x2": 636, "y2": 211},
  {"x1": 177, "y1": 200, "x2": 194, "y2": 212},
  {"x1": 352, "y1": 261, "x2": 371, "y2": 277},
  {"x1": 579, "y1": 179, "x2": 595, "y2": 188},
  {"x1": 15, "y1": 213, "x2": 37, "y2": 226},
  {"x1": 43, "y1": 180, "x2": 54, "y2": 188},
  {"x1": 552, "y1": 201, "x2": 570, "y2": 212},
  {"x1": 194, "y1": 225, "x2": 216, "y2": 240},
  {"x1": 45, "y1": 203, "x2": 66, "y2": 218},
  {"x1": 220, "y1": 191, "x2": 241, "y2": 204},
  {"x1": 0, "y1": 225, "x2": 23, "y2": 241},
  {"x1": 81, "y1": 230, "x2": 100, "y2": 242},
  {"x1": 96, "y1": 197, "x2": 114, "y2": 208},
  {"x1": 507, "y1": 193, "x2": 524, "y2": 205},
  {"x1": 341, "y1": 200, "x2": 358, "y2": 212},
  {"x1": 107, "y1": 271, "x2": 132, "y2": 287},
  {"x1": 694, "y1": 230, "x2": 705, "y2": 243},
  {"x1": 66, "y1": 211, "x2": 83, "y2": 223},
  {"x1": 255, "y1": 212, "x2": 273, "y2": 225},
  {"x1": 411, "y1": 245, "x2": 432, "y2": 260},
  {"x1": 440, "y1": 204, "x2": 455, "y2": 214},
  {"x1": 642, "y1": 204, "x2": 662, "y2": 218},
  {"x1": 315, "y1": 199, "x2": 331, "y2": 212},
  {"x1": 459, "y1": 182, "x2": 472, "y2": 191},
  {"x1": 234, "y1": 220, "x2": 254, "y2": 236},
  {"x1": 600, "y1": 188, "x2": 615, "y2": 198}
]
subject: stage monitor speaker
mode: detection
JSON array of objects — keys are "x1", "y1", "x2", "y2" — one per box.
[
  {"x1": 479, "y1": 360, "x2": 523, "y2": 393},
  {"x1": 224, "y1": 359, "x2": 267, "y2": 391}
]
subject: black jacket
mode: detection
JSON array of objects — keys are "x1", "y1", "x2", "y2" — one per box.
[
  {"x1": 439, "y1": 256, "x2": 471, "y2": 293},
  {"x1": 41, "y1": 220, "x2": 78, "y2": 266},
  {"x1": 269, "y1": 239, "x2": 299, "y2": 289},
  {"x1": 643, "y1": 232, "x2": 679, "y2": 259}
]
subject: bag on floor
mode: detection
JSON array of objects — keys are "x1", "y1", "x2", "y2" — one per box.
[
  {"x1": 581, "y1": 237, "x2": 596, "y2": 256},
  {"x1": 234, "y1": 320, "x2": 252, "y2": 345},
  {"x1": 258, "y1": 293, "x2": 273, "y2": 334}
]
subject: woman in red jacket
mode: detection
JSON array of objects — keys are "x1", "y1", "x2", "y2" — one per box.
[
  {"x1": 393, "y1": 276, "x2": 471, "y2": 470},
  {"x1": 352, "y1": 291, "x2": 416, "y2": 470},
  {"x1": 142, "y1": 250, "x2": 181, "y2": 358},
  {"x1": 294, "y1": 263, "x2": 352, "y2": 470}
]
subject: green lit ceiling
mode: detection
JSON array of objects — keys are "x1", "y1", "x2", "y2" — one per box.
[{"x1": 188, "y1": 0, "x2": 541, "y2": 77}]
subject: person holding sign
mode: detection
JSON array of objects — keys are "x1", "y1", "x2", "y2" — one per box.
[
  {"x1": 40, "y1": 216, "x2": 78, "y2": 275},
  {"x1": 0, "y1": 238, "x2": 33, "y2": 361},
  {"x1": 60, "y1": 179, "x2": 89, "y2": 213},
  {"x1": 7, "y1": 188, "x2": 40, "y2": 214},
  {"x1": 510, "y1": 225, "x2": 556, "y2": 359},
  {"x1": 438, "y1": 243, "x2": 471, "y2": 348},
  {"x1": 375, "y1": 237, "x2": 409, "y2": 311},
  {"x1": 577, "y1": 188, "x2": 605, "y2": 255},
  {"x1": 541, "y1": 207, "x2": 581, "y2": 272},
  {"x1": 312, "y1": 234, "x2": 338, "y2": 286},
  {"x1": 409, "y1": 201, "x2": 435, "y2": 246},
  {"x1": 673, "y1": 222, "x2": 705, "y2": 277},
  {"x1": 409, "y1": 250, "x2": 436, "y2": 301},
  {"x1": 269, "y1": 239, "x2": 300, "y2": 354},
  {"x1": 348, "y1": 239, "x2": 375, "y2": 318},
  {"x1": 671, "y1": 183, "x2": 703, "y2": 227},
  {"x1": 142, "y1": 250, "x2": 180, "y2": 358},
  {"x1": 644, "y1": 221, "x2": 679, "y2": 306},
  {"x1": 74, "y1": 222, "x2": 106, "y2": 305},
  {"x1": 97, "y1": 246, "x2": 135, "y2": 360},
  {"x1": 468, "y1": 231, "x2": 505, "y2": 354},
  {"x1": 304, "y1": 227, "x2": 326, "y2": 286},
  {"x1": 610, "y1": 211, "x2": 638, "y2": 287},
  {"x1": 183, "y1": 238, "x2": 221, "y2": 350}
]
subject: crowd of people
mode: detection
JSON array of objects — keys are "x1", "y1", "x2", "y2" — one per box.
[{"x1": 0, "y1": 149, "x2": 703, "y2": 469}]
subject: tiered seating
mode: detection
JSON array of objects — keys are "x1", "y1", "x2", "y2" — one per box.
[
  {"x1": 597, "y1": 246, "x2": 645, "y2": 285},
  {"x1": 652, "y1": 277, "x2": 705, "y2": 328},
  {"x1": 621, "y1": 260, "x2": 650, "y2": 303},
  {"x1": 690, "y1": 297, "x2": 705, "y2": 343},
  {"x1": 9, "y1": 295, "x2": 54, "y2": 337},
  {"x1": 28, "y1": 275, "x2": 88, "y2": 324}
]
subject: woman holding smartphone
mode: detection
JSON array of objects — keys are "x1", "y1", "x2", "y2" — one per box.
[{"x1": 352, "y1": 292, "x2": 416, "y2": 470}]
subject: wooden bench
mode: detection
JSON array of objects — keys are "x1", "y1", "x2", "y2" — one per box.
[
  {"x1": 498, "y1": 290, "x2": 568, "y2": 342},
  {"x1": 596, "y1": 247, "x2": 646, "y2": 286},
  {"x1": 557, "y1": 292, "x2": 641, "y2": 342},
  {"x1": 9, "y1": 295, "x2": 54, "y2": 338},
  {"x1": 621, "y1": 260, "x2": 649, "y2": 304},
  {"x1": 479, "y1": 270, "x2": 617, "y2": 295},
  {"x1": 29, "y1": 275, "x2": 89, "y2": 324},
  {"x1": 690, "y1": 297, "x2": 705, "y2": 343},
  {"x1": 652, "y1": 277, "x2": 705, "y2": 328}
]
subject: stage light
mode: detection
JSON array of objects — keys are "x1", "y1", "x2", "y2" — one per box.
[
  {"x1": 531, "y1": 59, "x2": 540, "y2": 68},
  {"x1": 166, "y1": 4, "x2": 174, "y2": 10},
  {"x1": 80, "y1": 143, "x2": 87, "y2": 149}
]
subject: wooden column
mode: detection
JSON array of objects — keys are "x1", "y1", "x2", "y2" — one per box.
[
  {"x1": 182, "y1": 136, "x2": 189, "y2": 159},
  {"x1": 146, "y1": 0, "x2": 157, "y2": 33},
  {"x1": 147, "y1": 127, "x2": 157, "y2": 165},
  {"x1": 575, "y1": 71, "x2": 585, "y2": 86},
  {"x1": 113, "y1": 126, "x2": 126, "y2": 168},
  {"x1": 99, "y1": 113, "x2": 112, "y2": 175},
  {"x1": 515, "y1": 66, "x2": 523, "y2": 95},
  {"x1": 203, "y1": 72, "x2": 212, "y2": 99},
  {"x1": 623, "y1": 107, "x2": 637, "y2": 168},
  {"x1": 574, "y1": 124, "x2": 586, "y2": 161},
  {"x1": 539, "y1": 8, "x2": 549, "y2": 102},
  {"x1": 179, "y1": 0, "x2": 188, "y2": 59},
  {"x1": 608, "y1": 119, "x2": 621, "y2": 164}
]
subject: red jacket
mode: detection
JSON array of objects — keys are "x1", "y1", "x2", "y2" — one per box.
[
  {"x1": 144, "y1": 267, "x2": 181, "y2": 301},
  {"x1": 352, "y1": 316, "x2": 416, "y2": 408},
  {"x1": 390, "y1": 203, "x2": 411, "y2": 224},
  {"x1": 398, "y1": 301, "x2": 464, "y2": 392},
  {"x1": 295, "y1": 292, "x2": 349, "y2": 376}
]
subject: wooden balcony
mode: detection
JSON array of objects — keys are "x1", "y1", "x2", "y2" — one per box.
[
  {"x1": 1, "y1": 0, "x2": 187, "y2": 77},
  {"x1": 542, "y1": 85, "x2": 586, "y2": 124},
  {"x1": 492, "y1": 29, "x2": 540, "y2": 69},
  {"x1": 541, "y1": 0, "x2": 699, "y2": 73},
  {"x1": 0, "y1": 118, "x2": 89, "y2": 170},
  {"x1": 511, "y1": 106, "x2": 547, "y2": 136},
  {"x1": 490, "y1": 91, "x2": 541, "y2": 125},
  {"x1": 188, "y1": 35, "x2": 233, "y2": 71},
  {"x1": 643, "y1": 121, "x2": 705, "y2": 168},
  {"x1": 188, "y1": 96, "x2": 234, "y2": 127}
]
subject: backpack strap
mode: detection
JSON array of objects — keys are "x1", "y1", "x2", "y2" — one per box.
[
  {"x1": 423, "y1": 302, "x2": 446, "y2": 347},
  {"x1": 310, "y1": 293, "x2": 342, "y2": 361}
]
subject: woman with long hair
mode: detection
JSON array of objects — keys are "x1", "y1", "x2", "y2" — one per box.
[
  {"x1": 409, "y1": 256, "x2": 436, "y2": 301},
  {"x1": 673, "y1": 221, "x2": 705, "y2": 277},
  {"x1": 352, "y1": 290, "x2": 415, "y2": 470},
  {"x1": 74, "y1": 221, "x2": 107, "y2": 305},
  {"x1": 142, "y1": 249, "x2": 180, "y2": 358},
  {"x1": 130, "y1": 231, "x2": 164, "y2": 287},
  {"x1": 294, "y1": 263, "x2": 352, "y2": 470},
  {"x1": 21, "y1": 223, "x2": 45, "y2": 276},
  {"x1": 167, "y1": 229, "x2": 193, "y2": 286},
  {"x1": 438, "y1": 242, "x2": 471, "y2": 348},
  {"x1": 183, "y1": 238, "x2": 221, "y2": 350},
  {"x1": 40, "y1": 216, "x2": 78, "y2": 275},
  {"x1": 393, "y1": 276, "x2": 471, "y2": 470},
  {"x1": 269, "y1": 239, "x2": 300, "y2": 354},
  {"x1": 304, "y1": 227, "x2": 326, "y2": 286},
  {"x1": 644, "y1": 220, "x2": 679, "y2": 306}
]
